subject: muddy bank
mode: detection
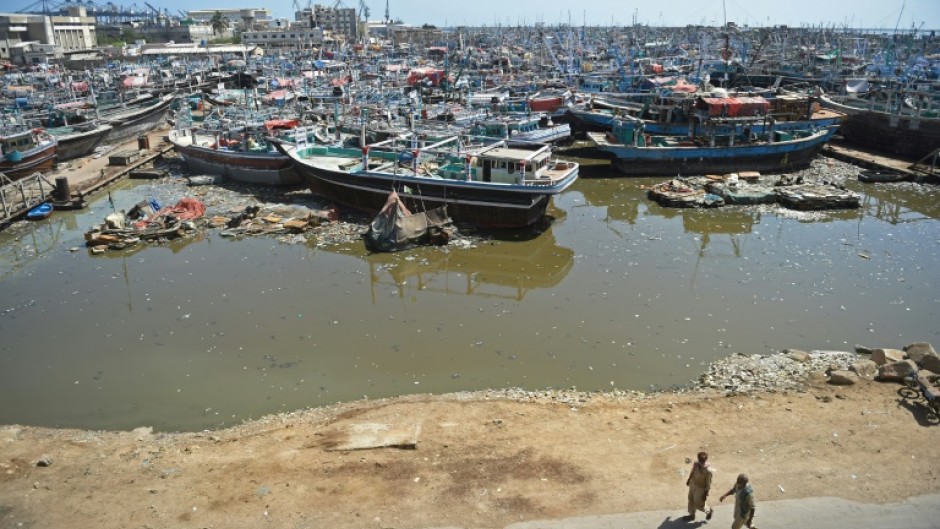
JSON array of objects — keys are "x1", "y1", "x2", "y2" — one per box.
[{"x1": 2, "y1": 348, "x2": 938, "y2": 529}]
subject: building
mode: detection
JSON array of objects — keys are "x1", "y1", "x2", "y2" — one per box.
[
  {"x1": 241, "y1": 27, "x2": 323, "y2": 51},
  {"x1": 136, "y1": 23, "x2": 221, "y2": 44},
  {"x1": 139, "y1": 42, "x2": 261, "y2": 57},
  {"x1": 186, "y1": 8, "x2": 271, "y2": 31},
  {"x1": 294, "y1": 5, "x2": 358, "y2": 40},
  {"x1": 0, "y1": 7, "x2": 97, "y2": 62}
]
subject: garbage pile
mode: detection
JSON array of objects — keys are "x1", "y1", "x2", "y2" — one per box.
[
  {"x1": 84, "y1": 197, "x2": 206, "y2": 253},
  {"x1": 210, "y1": 204, "x2": 337, "y2": 238},
  {"x1": 647, "y1": 172, "x2": 860, "y2": 210}
]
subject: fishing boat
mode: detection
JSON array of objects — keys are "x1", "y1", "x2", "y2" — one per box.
[
  {"x1": 168, "y1": 122, "x2": 301, "y2": 186},
  {"x1": 820, "y1": 93, "x2": 940, "y2": 161},
  {"x1": 470, "y1": 114, "x2": 572, "y2": 144},
  {"x1": 46, "y1": 122, "x2": 113, "y2": 161},
  {"x1": 26, "y1": 202, "x2": 52, "y2": 220},
  {"x1": 588, "y1": 119, "x2": 836, "y2": 176},
  {"x1": 277, "y1": 135, "x2": 579, "y2": 229},
  {"x1": 100, "y1": 93, "x2": 176, "y2": 145},
  {"x1": 0, "y1": 126, "x2": 57, "y2": 180}
]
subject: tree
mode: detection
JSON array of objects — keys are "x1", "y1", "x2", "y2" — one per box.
[{"x1": 210, "y1": 11, "x2": 230, "y2": 37}]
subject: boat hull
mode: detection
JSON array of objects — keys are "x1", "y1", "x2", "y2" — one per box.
[
  {"x1": 293, "y1": 162, "x2": 556, "y2": 229},
  {"x1": 26, "y1": 202, "x2": 52, "y2": 220},
  {"x1": 821, "y1": 96, "x2": 940, "y2": 160},
  {"x1": 598, "y1": 129, "x2": 834, "y2": 177},
  {"x1": 54, "y1": 125, "x2": 112, "y2": 161},
  {"x1": 169, "y1": 130, "x2": 300, "y2": 186},
  {"x1": 0, "y1": 142, "x2": 57, "y2": 179},
  {"x1": 103, "y1": 95, "x2": 174, "y2": 145}
]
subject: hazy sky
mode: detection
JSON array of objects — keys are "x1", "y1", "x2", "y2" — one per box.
[{"x1": 15, "y1": 0, "x2": 940, "y2": 28}]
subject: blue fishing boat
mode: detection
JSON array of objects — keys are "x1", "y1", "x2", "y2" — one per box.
[
  {"x1": 26, "y1": 202, "x2": 52, "y2": 220},
  {"x1": 588, "y1": 121, "x2": 837, "y2": 176}
]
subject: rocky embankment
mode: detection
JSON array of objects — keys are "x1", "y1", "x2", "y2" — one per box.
[
  {"x1": 472, "y1": 341, "x2": 940, "y2": 411},
  {"x1": 697, "y1": 341, "x2": 940, "y2": 395}
]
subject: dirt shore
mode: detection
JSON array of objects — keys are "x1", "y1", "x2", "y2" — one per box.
[{"x1": 1, "y1": 374, "x2": 938, "y2": 529}]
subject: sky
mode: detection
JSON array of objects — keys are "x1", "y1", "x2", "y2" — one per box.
[
  {"x1": 12, "y1": 0, "x2": 940, "y2": 29},
  {"x1": 186, "y1": 0, "x2": 937, "y2": 28}
]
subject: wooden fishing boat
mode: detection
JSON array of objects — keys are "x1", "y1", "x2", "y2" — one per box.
[
  {"x1": 277, "y1": 135, "x2": 579, "y2": 229},
  {"x1": 46, "y1": 122, "x2": 112, "y2": 161},
  {"x1": 469, "y1": 114, "x2": 572, "y2": 144},
  {"x1": 0, "y1": 127, "x2": 57, "y2": 180},
  {"x1": 168, "y1": 126, "x2": 300, "y2": 186},
  {"x1": 101, "y1": 93, "x2": 175, "y2": 145},
  {"x1": 820, "y1": 94, "x2": 940, "y2": 161},
  {"x1": 588, "y1": 120, "x2": 836, "y2": 177}
]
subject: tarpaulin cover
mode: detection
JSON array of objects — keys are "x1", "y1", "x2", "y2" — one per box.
[
  {"x1": 698, "y1": 96, "x2": 769, "y2": 117},
  {"x1": 122, "y1": 76, "x2": 147, "y2": 88},
  {"x1": 264, "y1": 119, "x2": 299, "y2": 130},
  {"x1": 528, "y1": 96, "x2": 564, "y2": 112},
  {"x1": 138, "y1": 197, "x2": 206, "y2": 227},
  {"x1": 365, "y1": 191, "x2": 451, "y2": 252},
  {"x1": 262, "y1": 89, "x2": 288, "y2": 101},
  {"x1": 670, "y1": 79, "x2": 698, "y2": 93},
  {"x1": 407, "y1": 68, "x2": 446, "y2": 86}
]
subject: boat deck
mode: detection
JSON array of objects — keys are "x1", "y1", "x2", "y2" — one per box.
[
  {"x1": 586, "y1": 131, "x2": 617, "y2": 147},
  {"x1": 529, "y1": 162, "x2": 578, "y2": 185}
]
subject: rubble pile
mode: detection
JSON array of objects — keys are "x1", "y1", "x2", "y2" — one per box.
[
  {"x1": 696, "y1": 349, "x2": 859, "y2": 394},
  {"x1": 647, "y1": 158, "x2": 862, "y2": 210}
]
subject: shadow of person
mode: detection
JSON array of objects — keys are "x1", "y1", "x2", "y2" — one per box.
[{"x1": 656, "y1": 516, "x2": 708, "y2": 529}]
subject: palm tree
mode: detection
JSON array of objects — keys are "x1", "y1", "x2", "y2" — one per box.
[{"x1": 210, "y1": 11, "x2": 230, "y2": 37}]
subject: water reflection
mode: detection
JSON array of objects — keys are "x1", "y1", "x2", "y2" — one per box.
[
  {"x1": 0, "y1": 216, "x2": 72, "y2": 281},
  {"x1": 575, "y1": 178, "x2": 644, "y2": 225},
  {"x1": 850, "y1": 182, "x2": 940, "y2": 224},
  {"x1": 358, "y1": 228, "x2": 575, "y2": 302}
]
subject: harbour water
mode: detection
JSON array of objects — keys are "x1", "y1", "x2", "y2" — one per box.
[{"x1": 1, "y1": 166, "x2": 938, "y2": 431}]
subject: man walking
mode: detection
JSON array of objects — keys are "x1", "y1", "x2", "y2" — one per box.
[
  {"x1": 720, "y1": 474, "x2": 756, "y2": 529},
  {"x1": 685, "y1": 451, "x2": 714, "y2": 521}
]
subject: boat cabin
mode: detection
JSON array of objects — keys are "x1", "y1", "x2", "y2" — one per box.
[
  {"x1": 470, "y1": 147, "x2": 552, "y2": 184},
  {"x1": 0, "y1": 129, "x2": 38, "y2": 159}
]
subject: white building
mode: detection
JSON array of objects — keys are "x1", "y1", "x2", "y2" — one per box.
[
  {"x1": 186, "y1": 8, "x2": 272, "y2": 31},
  {"x1": 241, "y1": 27, "x2": 323, "y2": 51},
  {"x1": 0, "y1": 7, "x2": 97, "y2": 62}
]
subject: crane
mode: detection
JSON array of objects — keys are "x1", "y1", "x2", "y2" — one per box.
[
  {"x1": 143, "y1": 1, "x2": 160, "y2": 21},
  {"x1": 358, "y1": 0, "x2": 369, "y2": 21}
]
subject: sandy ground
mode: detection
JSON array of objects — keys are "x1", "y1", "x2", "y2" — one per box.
[{"x1": 1, "y1": 376, "x2": 938, "y2": 529}]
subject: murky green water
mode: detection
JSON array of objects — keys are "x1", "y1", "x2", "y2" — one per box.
[{"x1": 1, "y1": 174, "x2": 938, "y2": 431}]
